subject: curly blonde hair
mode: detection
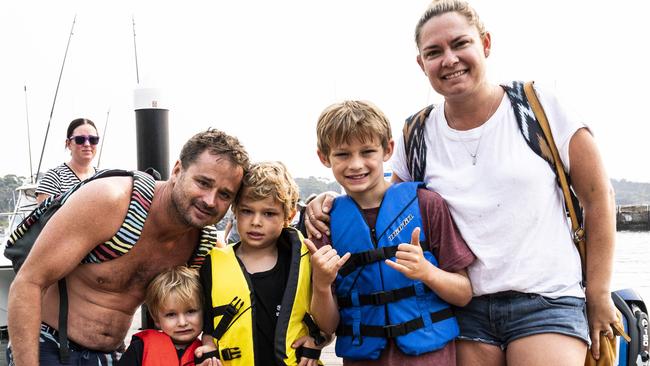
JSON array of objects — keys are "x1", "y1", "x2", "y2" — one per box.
[{"x1": 234, "y1": 161, "x2": 299, "y2": 222}]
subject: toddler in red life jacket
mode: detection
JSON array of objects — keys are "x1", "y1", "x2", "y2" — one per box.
[{"x1": 117, "y1": 266, "x2": 204, "y2": 366}]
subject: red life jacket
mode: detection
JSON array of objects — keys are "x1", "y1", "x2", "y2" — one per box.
[{"x1": 136, "y1": 329, "x2": 201, "y2": 366}]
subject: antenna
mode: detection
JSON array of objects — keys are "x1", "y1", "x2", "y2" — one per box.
[
  {"x1": 35, "y1": 15, "x2": 76, "y2": 183},
  {"x1": 132, "y1": 16, "x2": 140, "y2": 84},
  {"x1": 23, "y1": 85, "x2": 34, "y2": 183},
  {"x1": 96, "y1": 109, "x2": 110, "y2": 168}
]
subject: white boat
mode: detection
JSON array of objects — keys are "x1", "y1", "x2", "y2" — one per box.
[{"x1": 0, "y1": 183, "x2": 37, "y2": 336}]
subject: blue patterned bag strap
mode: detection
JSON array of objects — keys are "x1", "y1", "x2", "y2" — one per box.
[
  {"x1": 501, "y1": 81, "x2": 556, "y2": 172},
  {"x1": 502, "y1": 81, "x2": 583, "y2": 224},
  {"x1": 520, "y1": 81, "x2": 586, "y2": 270},
  {"x1": 403, "y1": 105, "x2": 435, "y2": 182}
]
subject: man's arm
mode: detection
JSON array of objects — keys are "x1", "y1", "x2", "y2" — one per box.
[
  {"x1": 7, "y1": 178, "x2": 131, "y2": 366},
  {"x1": 568, "y1": 128, "x2": 617, "y2": 360}
]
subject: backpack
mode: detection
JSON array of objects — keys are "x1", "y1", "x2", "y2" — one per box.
[{"x1": 4, "y1": 168, "x2": 150, "y2": 363}]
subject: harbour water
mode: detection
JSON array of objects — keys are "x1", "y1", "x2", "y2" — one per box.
[{"x1": 611, "y1": 231, "x2": 650, "y2": 304}]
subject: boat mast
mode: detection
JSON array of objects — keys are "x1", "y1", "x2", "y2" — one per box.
[
  {"x1": 132, "y1": 16, "x2": 140, "y2": 85},
  {"x1": 23, "y1": 85, "x2": 34, "y2": 184},
  {"x1": 35, "y1": 15, "x2": 76, "y2": 183},
  {"x1": 96, "y1": 109, "x2": 110, "y2": 168}
]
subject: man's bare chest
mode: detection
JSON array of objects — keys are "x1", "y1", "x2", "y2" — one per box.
[{"x1": 75, "y1": 236, "x2": 197, "y2": 293}]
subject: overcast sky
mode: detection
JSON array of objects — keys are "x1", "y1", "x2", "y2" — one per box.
[{"x1": 2, "y1": 0, "x2": 649, "y2": 183}]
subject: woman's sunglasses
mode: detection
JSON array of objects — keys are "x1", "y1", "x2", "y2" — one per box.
[{"x1": 68, "y1": 135, "x2": 100, "y2": 145}]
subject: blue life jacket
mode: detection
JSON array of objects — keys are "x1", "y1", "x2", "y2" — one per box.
[{"x1": 330, "y1": 182, "x2": 459, "y2": 360}]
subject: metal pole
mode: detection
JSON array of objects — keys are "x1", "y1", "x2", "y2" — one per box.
[
  {"x1": 132, "y1": 16, "x2": 140, "y2": 85},
  {"x1": 96, "y1": 109, "x2": 110, "y2": 169},
  {"x1": 35, "y1": 15, "x2": 76, "y2": 183},
  {"x1": 23, "y1": 85, "x2": 34, "y2": 183}
]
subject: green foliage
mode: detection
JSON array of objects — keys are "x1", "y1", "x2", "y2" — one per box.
[
  {"x1": 294, "y1": 176, "x2": 341, "y2": 202},
  {"x1": 1, "y1": 173, "x2": 648, "y2": 229},
  {"x1": 0, "y1": 174, "x2": 26, "y2": 228}
]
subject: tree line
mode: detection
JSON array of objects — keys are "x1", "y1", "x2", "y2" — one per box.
[{"x1": 1, "y1": 174, "x2": 648, "y2": 228}]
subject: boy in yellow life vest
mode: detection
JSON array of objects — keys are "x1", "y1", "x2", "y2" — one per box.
[
  {"x1": 195, "y1": 161, "x2": 325, "y2": 366},
  {"x1": 118, "y1": 266, "x2": 204, "y2": 366}
]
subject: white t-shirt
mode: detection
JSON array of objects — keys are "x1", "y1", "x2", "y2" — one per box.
[{"x1": 391, "y1": 84, "x2": 587, "y2": 298}]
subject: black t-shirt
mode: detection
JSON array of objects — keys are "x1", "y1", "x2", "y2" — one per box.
[{"x1": 201, "y1": 242, "x2": 291, "y2": 366}]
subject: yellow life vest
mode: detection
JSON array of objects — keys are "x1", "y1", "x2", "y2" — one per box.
[{"x1": 208, "y1": 227, "x2": 314, "y2": 365}]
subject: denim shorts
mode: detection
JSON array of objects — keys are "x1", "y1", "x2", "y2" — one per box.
[
  {"x1": 7, "y1": 323, "x2": 120, "y2": 366},
  {"x1": 454, "y1": 291, "x2": 590, "y2": 350}
]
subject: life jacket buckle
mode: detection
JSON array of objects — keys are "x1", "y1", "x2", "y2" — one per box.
[
  {"x1": 221, "y1": 347, "x2": 241, "y2": 361},
  {"x1": 383, "y1": 323, "x2": 406, "y2": 338},
  {"x1": 225, "y1": 297, "x2": 244, "y2": 317},
  {"x1": 370, "y1": 291, "x2": 395, "y2": 305}
]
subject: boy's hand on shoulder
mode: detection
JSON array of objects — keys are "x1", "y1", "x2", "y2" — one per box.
[
  {"x1": 305, "y1": 239, "x2": 350, "y2": 290},
  {"x1": 305, "y1": 192, "x2": 337, "y2": 238},
  {"x1": 385, "y1": 227, "x2": 433, "y2": 282}
]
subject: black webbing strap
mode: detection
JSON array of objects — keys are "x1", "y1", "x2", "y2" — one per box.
[
  {"x1": 338, "y1": 242, "x2": 431, "y2": 277},
  {"x1": 336, "y1": 308, "x2": 453, "y2": 338},
  {"x1": 302, "y1": 314, "x2": 325, "y2": 346},
  {"x1": 211, "y1": 297, "x2": 244, "y2": 340},
  {"x1": 296, "y1": 346, "x2": 322, "y2": 361},
  {"x1": 57, "y1": 279, "x2": 70, "y2": 364},
  {"x1": 337, "y1": 284, "x2": 430, "y2": 308}
]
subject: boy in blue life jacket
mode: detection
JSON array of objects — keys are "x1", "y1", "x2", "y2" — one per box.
[
  {"x1": 118, "y1": 266, "x2": 204, "y2": 366},
  {"x1": 195, "y1": 161, "x2": 325, "y2": 366},
  {"x1": 306, "y1": 100, "x2": 476, "y2": 365}
]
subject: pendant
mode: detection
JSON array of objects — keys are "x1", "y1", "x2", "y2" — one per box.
[{"x1": 471, "y1": 154, "x2": 477, "y2": 165}]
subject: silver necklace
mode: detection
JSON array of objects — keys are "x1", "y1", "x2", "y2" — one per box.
[{"x1": 446, "y1": 88, "x2": 500, "y2": 166}]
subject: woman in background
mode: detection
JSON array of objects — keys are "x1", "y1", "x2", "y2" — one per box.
[{"x1": 36, "y1": 118, "x2": 99, "y2": 203}]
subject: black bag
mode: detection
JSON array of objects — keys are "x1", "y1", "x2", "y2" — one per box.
[{"x1": 5, "y1": 169, "x2": 136, "y2": 272}]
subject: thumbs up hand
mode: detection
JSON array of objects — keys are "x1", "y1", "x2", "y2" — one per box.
[
  {"x1": 305, "y1": 239, "x2": 351, "y2": 291},
  {"x1": 385, "y1": 227, "x2": 433, "y2": 282}
]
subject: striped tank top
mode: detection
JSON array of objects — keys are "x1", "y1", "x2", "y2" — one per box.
[{"x1": 80, "y1": 171, "x2": 217, "y2": 268}]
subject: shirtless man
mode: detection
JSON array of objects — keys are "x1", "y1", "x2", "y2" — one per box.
[{"x1": 7, "y1": 129, "x2": 249, "y2": 366}]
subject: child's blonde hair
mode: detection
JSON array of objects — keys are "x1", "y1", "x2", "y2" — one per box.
[
  {"x1": 316, "y1": 100, "x2": 392, "y2": 157},
  {"x1": 145, "y1": 266, "x2": 203, "y2": 320},
  {"x1": 234, "y1": 161, "x2": 300, "y2": 222}
]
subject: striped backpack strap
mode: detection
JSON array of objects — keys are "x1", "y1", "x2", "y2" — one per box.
[
  {"x1": 189, "y1": 225, "x2": 219, "y2": 268},
  {"x1": 403, "y1": 105, "x2": 434, "y2": 182}
]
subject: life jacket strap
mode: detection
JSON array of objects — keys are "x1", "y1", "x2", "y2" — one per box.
[
  {"x1": 337, "y1": 284, "x2": 431, "y2": 308},
  {"x1": 211, "y1": 296, "x2": 244, "y2": 340},
  {"x1": 296, "y1": 346, "x2": 322, "y2": 361},
  {"x1": 339, "y1": 242, "x2": 430, "y2": 277},
  {"x1": 336, "y1": 308, "x2": 453, "y2": 338},
  {"x1": 302, "y1": 313, "x2": 326, "y2": 346}
]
